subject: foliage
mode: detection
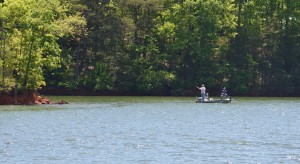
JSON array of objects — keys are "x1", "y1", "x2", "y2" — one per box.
[
  {"x1": 156, "y1": 0, "x2": 237, "y2": 90},
  {"x1": 0, "y1": 0, "x2": 85, "y2": 92},
  {"x1": 1, "y1": 0, "x2": 300, "y2": 96}
]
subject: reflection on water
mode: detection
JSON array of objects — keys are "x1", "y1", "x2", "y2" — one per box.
[{"x1": 1, "y1": 97, "x2": 300, "y2": 163}]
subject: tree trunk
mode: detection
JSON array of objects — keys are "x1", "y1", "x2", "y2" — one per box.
[
  {"x1": 75, "y1": 37, "x2": 81, "y2": 80},
  {"x1": 22, "y1": 39, "x2": 34, "y2": 89}
]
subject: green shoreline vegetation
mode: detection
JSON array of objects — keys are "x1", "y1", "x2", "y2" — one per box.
[{"x1": 0, "y1": 0, "x2": 299, "y2": 100}]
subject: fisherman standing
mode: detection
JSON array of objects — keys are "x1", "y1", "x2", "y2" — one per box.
[{"x1": 196, "y1": 84, "x2": 206, "y2": 101}]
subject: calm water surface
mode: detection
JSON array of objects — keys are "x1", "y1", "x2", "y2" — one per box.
[{"x1": 1, "y1": 97, "x2": 300, "y2": 163}]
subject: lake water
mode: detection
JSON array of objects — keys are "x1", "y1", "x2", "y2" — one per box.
[{"x1": 1, "y1": 96, "x2": 300, "y2": 163}]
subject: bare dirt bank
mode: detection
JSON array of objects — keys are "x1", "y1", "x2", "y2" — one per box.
[{"x1": 0, "y1": 92, "x2": 68, "y2": 105}]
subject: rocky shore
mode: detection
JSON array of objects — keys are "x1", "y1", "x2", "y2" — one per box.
[{"x1": 0, "y1": 92, "x2": 68, "y2": 105}]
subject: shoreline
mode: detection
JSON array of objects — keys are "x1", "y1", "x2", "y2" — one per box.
[{"x1": 0, "y1": 92, "x2": 68, "y2": 105}]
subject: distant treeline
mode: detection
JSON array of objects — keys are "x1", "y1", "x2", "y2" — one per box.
[{"x1": 0, "y1": 0, "x2": 299, "y2": 96}]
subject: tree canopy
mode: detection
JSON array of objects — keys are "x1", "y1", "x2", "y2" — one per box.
[
  {"x1": 1, "y1": 0, "x2": 299, "y2": 96},
  {"x1": 0, "y1": 0, "x2": 85, "y2": 92}
]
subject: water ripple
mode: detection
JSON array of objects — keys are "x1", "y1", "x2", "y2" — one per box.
[{"x1": 0, "y1": 97, "x2": 300, "y2": 163}]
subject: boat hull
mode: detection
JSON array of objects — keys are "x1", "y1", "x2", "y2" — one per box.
[{"x1": 196, "y1": 97, "x2": 232, "y2": 103}]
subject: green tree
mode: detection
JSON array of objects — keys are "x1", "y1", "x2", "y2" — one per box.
[
  {"x1": 228, "y1": 0, "x2": 300, "y2": 96},
  {"x1": 0, "y1": 0, "x2": 85, "y2": 93},
  {"x1": 156, "y1": 0, "x2": 237, "y2": 92},
  {"x1": 116, "y1": 0, "x2": 174, "y2": 94},
  {"x1": 53, "y1": 0, "x2": 129, "y2": 92},
  {"x1": 227, "y1": 0, "x2": 261, "y2": 95},
  {"x1": 265, "y1": 0, "x2": 300, "y2": 95}
]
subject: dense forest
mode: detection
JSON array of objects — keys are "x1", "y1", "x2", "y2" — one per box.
[{"x1": 0, "y1": 0, "x2": 299, "y2": 97}]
